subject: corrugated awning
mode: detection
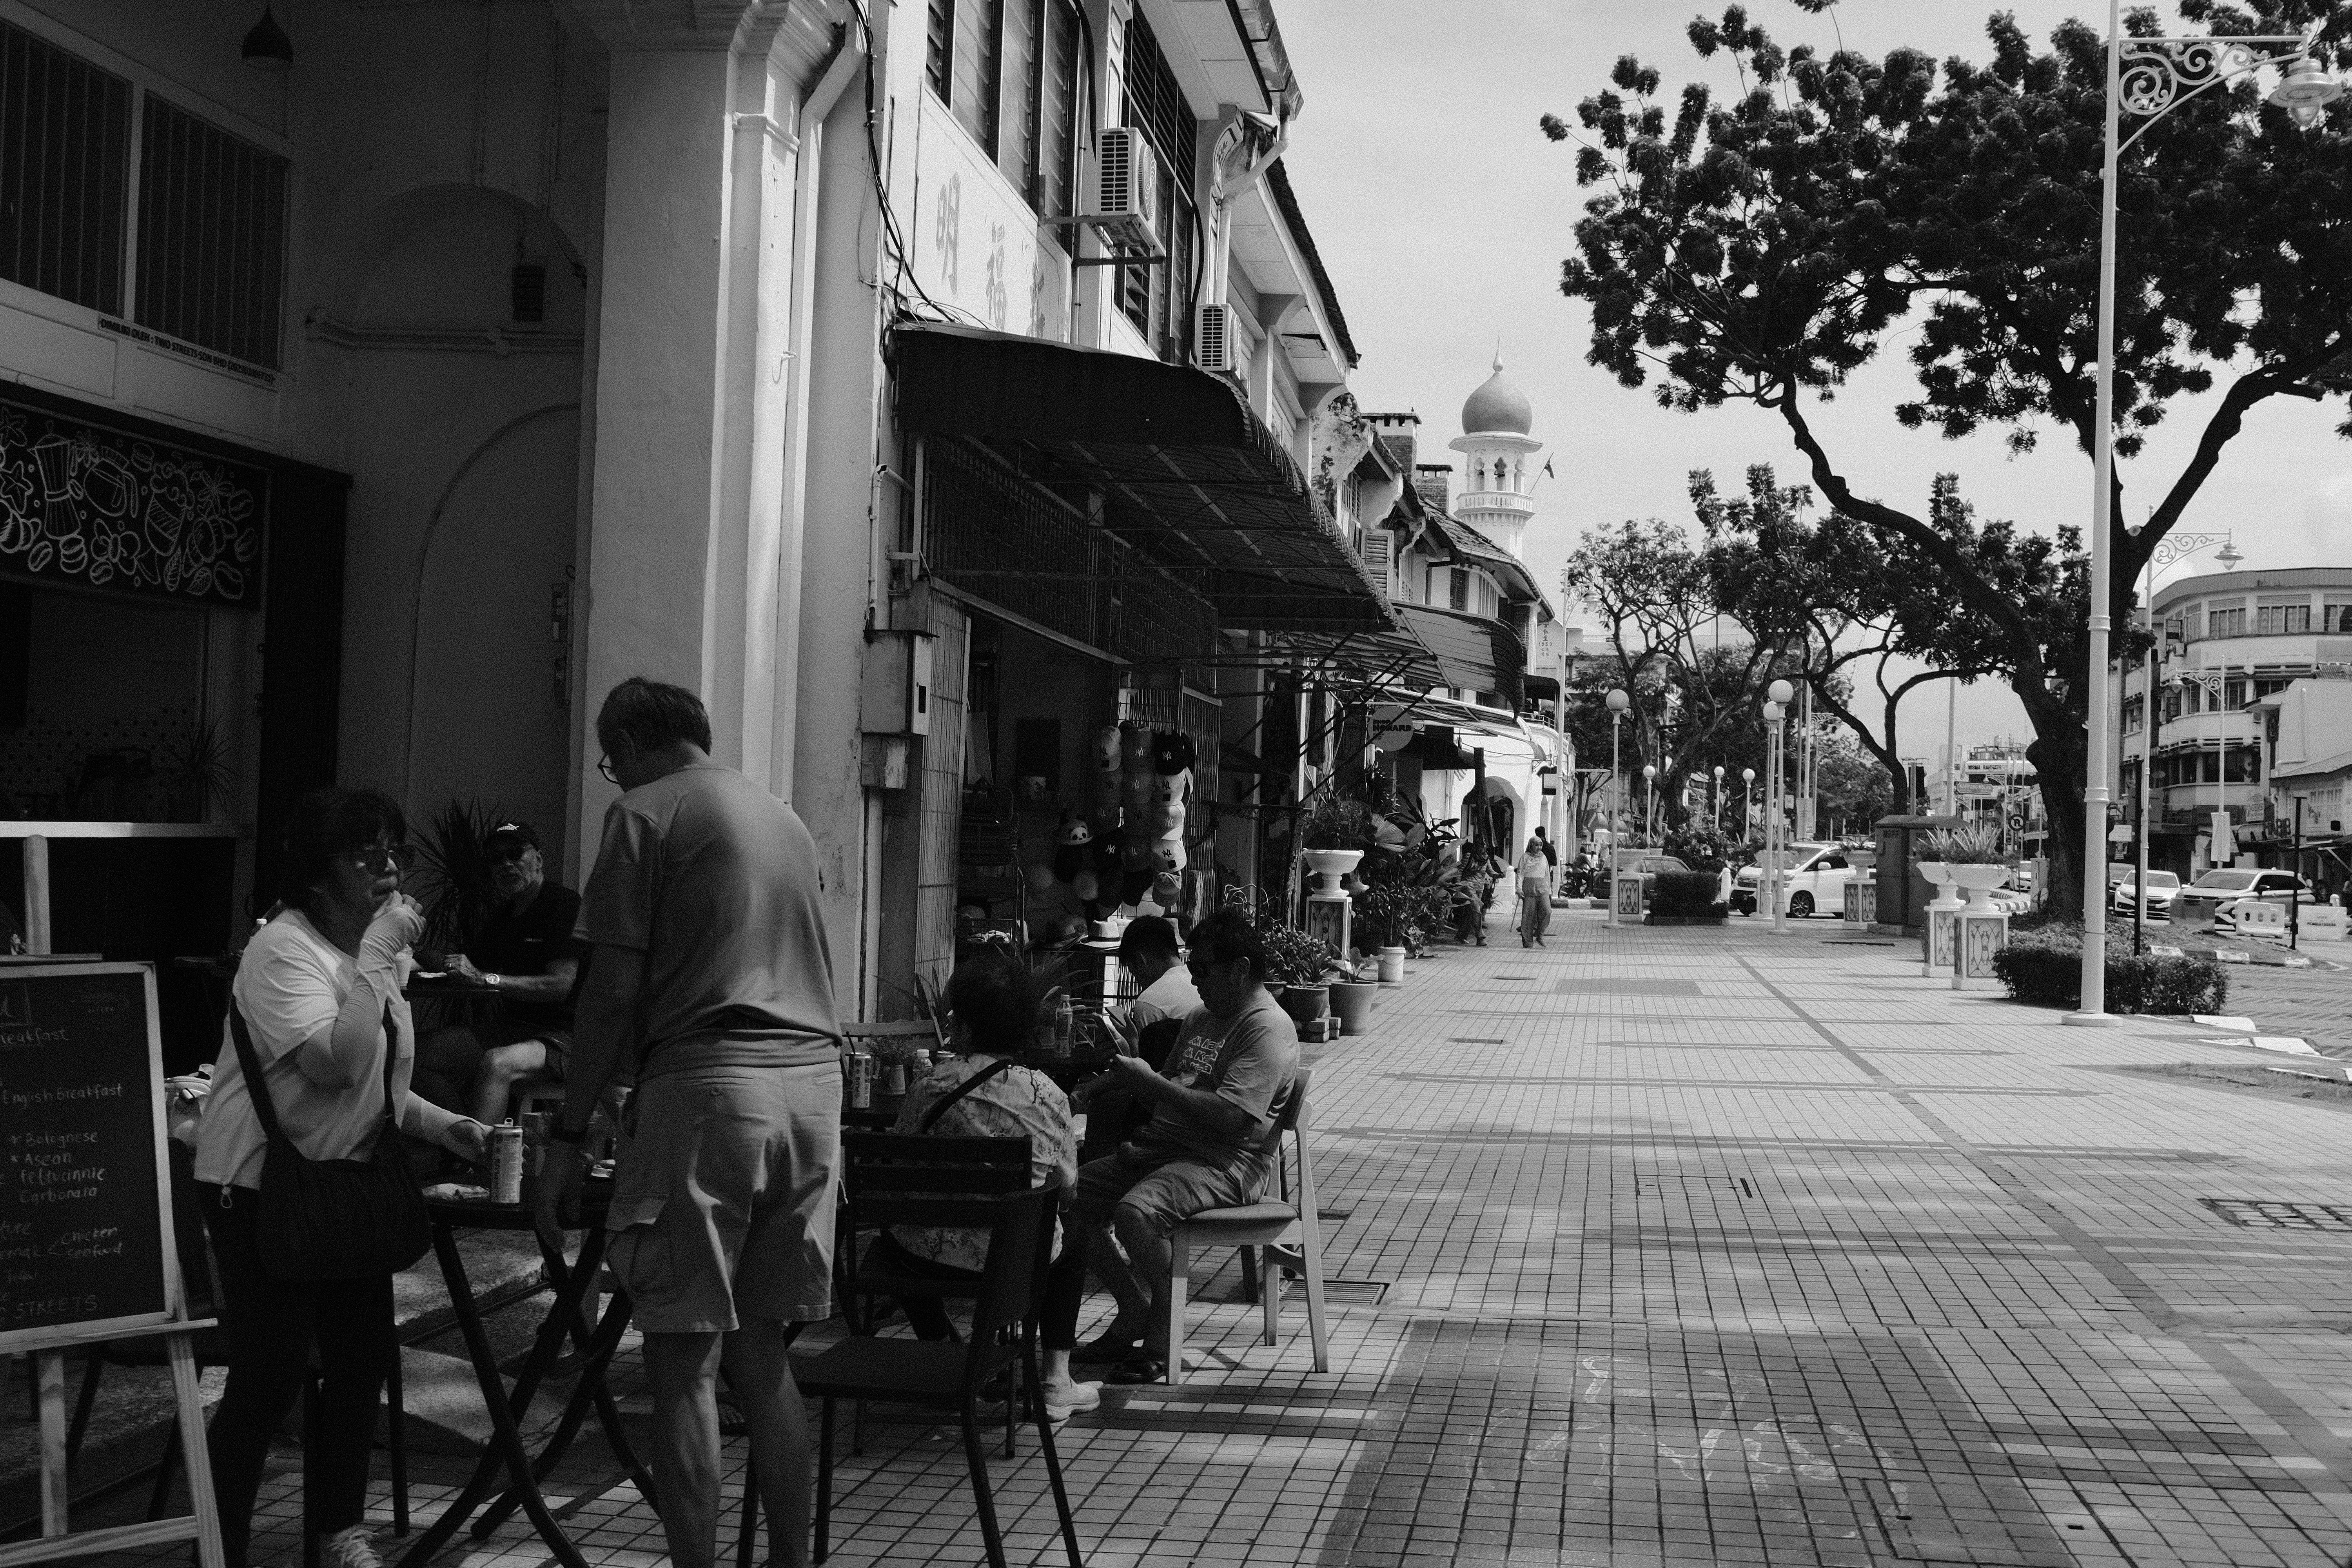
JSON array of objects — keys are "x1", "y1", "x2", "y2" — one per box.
[
  {"x1": 1269, "y1": 603, "x2": 1523, "y2": 706},
  {"x1": 892, "y1": 323, "x2": 1393, "y2": 633}
]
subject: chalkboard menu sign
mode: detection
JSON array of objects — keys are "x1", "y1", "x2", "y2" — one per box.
[{"x1": 0, "y1": 963, "x2": 175, "y2": 1349}]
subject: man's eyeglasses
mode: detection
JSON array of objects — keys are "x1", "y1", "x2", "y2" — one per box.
[
  {"x1": 1185, "y1": 951, "x2": 1236, "y2": 976},
  {"x1": 347, "y1": 844, "x2": 412, "y2": 874},
  {"x1": 597, "y1": 754, "x2": 619, "y2": 784}
]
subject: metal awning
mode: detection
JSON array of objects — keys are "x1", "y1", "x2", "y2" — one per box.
[
  {"x1": 892, "y1": 323, "x2": 1393, "y2": 633},
  {"x1": 1268, "y1": 604, "x2": 1523, "y2": 705}
]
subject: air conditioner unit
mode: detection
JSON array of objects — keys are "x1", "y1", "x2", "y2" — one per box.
[
  {"x1": 1093, "y1": 127, "x2": 1161, "y2": 255},
  {"x1": 1196, "y1": 303, "x2": 1233, "y2": 373}
]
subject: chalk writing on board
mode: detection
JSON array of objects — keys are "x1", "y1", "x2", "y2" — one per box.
[
  {"x1": 0, "y1": 397, "x2": 263, "y2": 608},
  {"x1": 0, "y1": 969, "x2": 166, "y2": 1336}
]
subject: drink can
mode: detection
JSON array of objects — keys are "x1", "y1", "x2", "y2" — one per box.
[
  {"x1": 490, "y1": 1123, "x2": 525, "y2": 1205},
  {"x1": 882, "y1": 1060, "x2": 907, "y2": 1097},
  {"x1": 847, "y1": 1052, "x2": 874, "y2": 1109}
]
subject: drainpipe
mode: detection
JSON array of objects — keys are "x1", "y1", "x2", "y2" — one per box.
[{"x1": 771, "y1": 33, "x2": 865, "y2": 796}]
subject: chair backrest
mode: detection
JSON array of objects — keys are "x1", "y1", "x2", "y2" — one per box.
[
  {"x1": 840, "y1": 1131, "x2": 1034, "y2": 1308},
  {"x1": 1258, "y1": 1064, "x2": 1311, "y2": 1156}
]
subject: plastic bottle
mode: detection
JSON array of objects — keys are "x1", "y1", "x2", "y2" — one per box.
[{"x1": 1051, "y1": 994, "x2": 1074, "y2": 1056}]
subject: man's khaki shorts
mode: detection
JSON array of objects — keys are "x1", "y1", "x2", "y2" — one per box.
[{"x1": 605, "y1": 1060, "x2": 841, "y2": 1334}]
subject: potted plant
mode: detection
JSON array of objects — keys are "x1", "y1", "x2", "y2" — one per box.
[
  {"x1": 1326, "y1": 957, "x2": 1378, "y2": 1034},
  {"x1": 1259, "y1": 923, "x2": 1340, "y2": 1023},
  {"x1": 411, "y1": 799, "x2": 511, "y2": 951},
  {"x1": 1922, "y1": 822, "x2": 2009, "y2": 908}
]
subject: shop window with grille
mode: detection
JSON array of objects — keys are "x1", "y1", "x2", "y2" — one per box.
[
  {"x1": 0, "y1": 18, "x2": 131, "y2": 314},
  {"x1": 1117, "y1": 9, "x2": 1198, "y2": 359},
  {"x1": 137, "y1": 97, "x2": 289, "y2": 368}
]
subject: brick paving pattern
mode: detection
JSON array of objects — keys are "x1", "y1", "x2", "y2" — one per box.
[{"x1": 58, "y1": 907, "x2": 2352, "y2": 1566}]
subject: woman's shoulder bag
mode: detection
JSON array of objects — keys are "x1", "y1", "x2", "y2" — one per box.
[{"x1": 225, "y1": 996, "x2": 432, "y2": 1282}]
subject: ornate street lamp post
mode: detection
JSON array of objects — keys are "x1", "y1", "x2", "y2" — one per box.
[
  {"x1": 1606, "y1": 689, "x2": 1630, "y2": 926},
  {"x1": 1642, "y1": 764, "x2": 1658, "y2": 846},
  {"x1": 1765, "y1": 679, "x2": 1793, "y2": 931},
  {"x1": 1712, "y1": 765, "x2": 1725, "y2": 833},
  {"x1": 2070, "y1": 16, "x2": 2338, "y2": 1024}
]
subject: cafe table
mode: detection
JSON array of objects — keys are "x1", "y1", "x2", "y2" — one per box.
[{"x1": 397, "y1": 1182, "x2": 659, "y2": 1568}]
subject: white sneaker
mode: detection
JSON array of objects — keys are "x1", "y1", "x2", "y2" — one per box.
[
  {"x1": 321, "y1": 1527, "x2": 382, "y2": 1568},
  {"x1": 1044, "y1": 1380, "x2": 1102, "y2": 1417}
]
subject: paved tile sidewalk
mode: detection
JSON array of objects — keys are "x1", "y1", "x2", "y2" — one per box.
[{"x1": 59, "y1": 907, "x2": 2352, "y2": 1566}]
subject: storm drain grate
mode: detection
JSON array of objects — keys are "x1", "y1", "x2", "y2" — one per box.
[{"x1": 2202, "y1": 1198, "x2": 2352, "y2": 1231}]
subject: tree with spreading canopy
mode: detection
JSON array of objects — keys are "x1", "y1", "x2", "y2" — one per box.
[
  {"x1": 1695, "y1": 465, "x2": 2014, "y2": 817},
  {"x1": 1548, "y1": 0, "x2": 2352, "y2": 915}
]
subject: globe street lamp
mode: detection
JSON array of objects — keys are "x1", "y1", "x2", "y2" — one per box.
[
  {"x1": 1643, "y1": 763, "x2": 1658, "y2": 846},
  {"x1": 2070, "y1": 17, "x2": 2339, "y2": 1024},
  {"x1": 1713, "y1": 765, "x2": 1725, "y2": 832},
  {"x1": 1741, "y1": 768, "x2": 1755, "y2": 839},
  {"x1": 1606, "y1": 688, "x2": 1631, "y2": 925}
]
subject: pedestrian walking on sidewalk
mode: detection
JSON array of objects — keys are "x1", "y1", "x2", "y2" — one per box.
[
  {"x1": 1516, "y1": 837, "x2": 1552, "y2": 947},
  {"x1": 538, "y1": 678, "x2": 842, "y2": 1568}
]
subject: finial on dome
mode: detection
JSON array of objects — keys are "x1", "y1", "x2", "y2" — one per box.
[{"x1": 1493, "y1": 335, "x2": 1503, "y2": 373}]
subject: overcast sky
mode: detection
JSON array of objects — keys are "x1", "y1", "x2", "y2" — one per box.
[{"x1": 1276, "y1": 0, "x2": 2352, "y2": 765}]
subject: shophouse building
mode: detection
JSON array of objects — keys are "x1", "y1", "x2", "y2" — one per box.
[{"x1": 0, "y1": 0, "x2": 1458, "y2": 1046}]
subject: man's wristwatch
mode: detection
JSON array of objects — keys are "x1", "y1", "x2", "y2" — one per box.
[{"x1": 482, "y1": 972, "x2": 502, "y2": 990}]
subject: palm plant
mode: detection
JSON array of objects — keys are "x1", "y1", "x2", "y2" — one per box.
[
  {"x1": 158, "y1": 714, "x2": 233, "y2": 823},
  {"x1": 410, "y1": 799, "x2": 509, "y2": 951}
]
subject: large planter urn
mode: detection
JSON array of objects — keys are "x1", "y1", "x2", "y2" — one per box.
[
  {"x1": 1947, "y1": 863, "x2": 2007, "y2": 909},
  {"x1": 1303, "y1": 849, "x2": 1364, "y2": 895}
]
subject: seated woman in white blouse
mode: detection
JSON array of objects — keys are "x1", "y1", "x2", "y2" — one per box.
[{"x1": 195, "y1": 788, "x2": 492, "y2": 1568}]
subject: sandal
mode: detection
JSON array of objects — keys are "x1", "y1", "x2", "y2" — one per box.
[{"x1": 1107, "y1": 1354, "x2": 1167, "y2": 1385}]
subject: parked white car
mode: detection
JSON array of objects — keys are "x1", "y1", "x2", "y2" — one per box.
[
  {"x1": 2177, "y1": 868, "x2": 2313, "y2": 931},
  {"x1": 2111, "y1": 871, "x2": 2180, "y2": 921},
  {"x1": 1731, "y1": 842, "x2": 1856, "y2": 917}
]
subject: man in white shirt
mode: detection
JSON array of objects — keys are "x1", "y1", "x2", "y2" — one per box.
[{"x1": 1115, "y1": 917, "x2": 1198, "y2": 1038}]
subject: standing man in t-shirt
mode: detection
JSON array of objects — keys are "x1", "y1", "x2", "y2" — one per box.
[
  {"x1": 537, "y1": 678, "x2": 841, "y2": 1568},
  {"x1": 1065, "y1": 906, "x2": 1297, "y2": 1385},
  {"x1": 410, "y1": 820, "x2": 588, "y2": 1123}
]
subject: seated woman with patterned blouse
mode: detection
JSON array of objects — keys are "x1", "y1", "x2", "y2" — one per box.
[{"x1": 865, "y1": 956, "x2": 1098, "y2": 1417}]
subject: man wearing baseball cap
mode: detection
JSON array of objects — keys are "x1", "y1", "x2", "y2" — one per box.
[{"x1": 412, "y1": 819, "x2": 588, "y2": 1125}]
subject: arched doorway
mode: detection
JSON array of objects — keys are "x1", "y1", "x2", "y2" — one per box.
[{"x1": 404, "y1": 407, "x2": 581, "y2": 832}]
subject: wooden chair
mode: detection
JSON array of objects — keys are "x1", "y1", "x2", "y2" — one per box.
[
  {"x1": 1163, "y1": 1065, "x2": 1328, "y2": 1387},
  {"x1": 796, "y1": 1179, "x2": 1082, "y2": 1568},
  {"x1": 730, "y1": 1132, "x2": 1039, "y2": 1568}
]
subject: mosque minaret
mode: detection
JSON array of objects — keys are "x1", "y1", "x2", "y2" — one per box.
[{"x1": 1448, "y1": 352, "x2": 1544, "y2": 560}]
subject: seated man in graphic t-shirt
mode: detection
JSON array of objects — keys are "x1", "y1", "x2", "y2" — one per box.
[
  {"x1": 410, "y1": 820, "x2": 586, "y2": 1122},
  {"x1": 1065, "y1": 906, "x2": 1297, "y2": 1385}
]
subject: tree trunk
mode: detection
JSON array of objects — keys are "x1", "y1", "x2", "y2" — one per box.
[{"x1": 2025, "y1": 724, "x2": 2087, "y2": 922}]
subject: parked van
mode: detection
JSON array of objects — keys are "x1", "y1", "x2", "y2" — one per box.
[{"x1": 1731, "y1": 843, "x2": 1856, "y2": 917}]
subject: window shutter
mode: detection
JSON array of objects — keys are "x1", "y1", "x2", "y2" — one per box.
[{"x1": 1361, "y1": 534, "x2": 1392, "y2": 598}]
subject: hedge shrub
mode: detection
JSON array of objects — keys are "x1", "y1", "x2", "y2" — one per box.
[
  {"x1": 1989, "y1": 930, "x2": 2227, "y2": 1014},
  {"x1": 1650, "y1": 869, "x2": 1727, "y2": 917}
]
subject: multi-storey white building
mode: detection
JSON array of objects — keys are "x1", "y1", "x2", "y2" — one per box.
[{"x1": 2120, "y1": 567, "x2": 2352, "y2": 877}]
